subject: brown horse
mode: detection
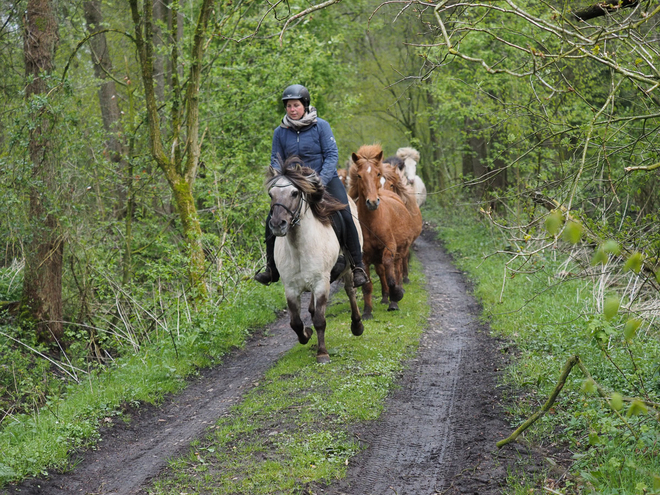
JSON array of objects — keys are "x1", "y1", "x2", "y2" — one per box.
[
  {"x1": 380, "y1": 162, "x2": 422, "y2": 284},
  {"x1": 349, "y1": 144, "x2": 416, "y2": 318}
]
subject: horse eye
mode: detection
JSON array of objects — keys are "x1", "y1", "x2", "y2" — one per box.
[
  {"x1": 291, "y1": 190, "x2": 298, "y2": 197},
  {"x1": 357, "y1": 174, "x2": 361, "y2": 179}
]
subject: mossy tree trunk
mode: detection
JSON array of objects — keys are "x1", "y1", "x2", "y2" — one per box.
[
  {"x1": 22, "y1": 0, "x2": 63, "y2": 343},
  {"x1": 129, "y1": 0, "x2": 213, "y2": 297}
]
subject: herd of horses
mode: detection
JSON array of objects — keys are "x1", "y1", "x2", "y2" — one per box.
[{"x1": 265, "y1": 145, "x2": 426, "y2": 363}]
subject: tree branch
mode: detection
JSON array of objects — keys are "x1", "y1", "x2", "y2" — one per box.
[
  {"x1": 573, "y1": 0, "x2": 638, "y2": 22},
  {"x1": 279, "y1": 0, "x2": 343, "y2": 45}
]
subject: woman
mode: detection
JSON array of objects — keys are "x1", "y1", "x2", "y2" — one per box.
[{"x1": 255, "y1": 84, "x2": 368, "y2": 288}]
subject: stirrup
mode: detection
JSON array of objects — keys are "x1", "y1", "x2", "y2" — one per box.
[
  {"x1": 254, "y1": 266, "x2": 274, "y2": 286},
  {"x1": 352, "y1": 266, "x2": 369, "y2": 288}
]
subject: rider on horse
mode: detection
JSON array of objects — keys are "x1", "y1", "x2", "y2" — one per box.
[{"x1": 255, "y1": 84, "x2": 368, "y2": 288}]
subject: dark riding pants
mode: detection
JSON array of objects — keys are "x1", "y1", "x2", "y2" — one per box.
[{"x1": 264, "y1": 175, "x2": 363, "y2": 269}]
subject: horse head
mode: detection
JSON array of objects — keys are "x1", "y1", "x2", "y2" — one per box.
[
  {"x1": 266, "y1": 158, "x2": 340, "y2": 236},
  {"x1": 350, "y1": 144, "x2": 384, "y2": 211},
  {"x1": 396, "y1": 147, "x2": 420, "y2": 183},
  {"x1": 267, "y1": 174, "x2": 302, "y2": 237},
  {"x1": 380, "y1": 162, "x2": 413, "y2": 205}
]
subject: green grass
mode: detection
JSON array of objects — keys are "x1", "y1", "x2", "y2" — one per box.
[
  {"x1": 424, "y1": 201, "x2": 660, "y2": 494},
  {"x1": 0, "y1": 282, "x2": 285, "y2": 485},
  {"x1": 149, "y1": 258, "x2": 429, "y2": 494}
]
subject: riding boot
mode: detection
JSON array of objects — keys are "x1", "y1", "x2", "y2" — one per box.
[
  {"x1": 255, "y1": 224, "x2": 280, "y2": 285},
  {"x1": 352, "y1": 262, "x2": 369, "y2": 288}
]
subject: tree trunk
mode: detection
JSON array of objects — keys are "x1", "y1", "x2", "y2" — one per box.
[
  {"x1": 462, "y1": 117, "x2": 488, "y2": 197},
  {"x1": 129, "y1": 0, "x2": 211, "y2": 296},
  {"x1": 171, "y1": 177, "x2": 206, "y2": 290},
  {"x1": 152, "y1": 0, "x2": 167, "y2": 102},
  {"x1": 22, "y1": 0, "x2": 63, "y2": 343},
  {"x1": 83, "y1": 0, "x2": 128, "y2": 216}
]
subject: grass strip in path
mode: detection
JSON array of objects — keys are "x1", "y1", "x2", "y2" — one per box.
[{"x1": 149, "y1": 257, "x2": 429, "y2": 495}]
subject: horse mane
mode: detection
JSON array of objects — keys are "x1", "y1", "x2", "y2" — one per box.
[
  {"x1": 348, "y1": 144, "x2": 384, "y2": 199},
  {"x1": 267, "y1": 156, "x2": 345, "y2": 226},
  {"x1": 396, "y1": 147, "x2": 420, "y2": 163},
  {"x1": 381, "y1": 162, "x2": 413, "y2": 205},
  {"x1": 383, "y1": 155, "x2": 405, "y2": 172}
]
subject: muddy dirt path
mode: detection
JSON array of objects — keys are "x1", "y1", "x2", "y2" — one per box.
[{"x1": 3, "y1": 227, "x2": 545, "y2": 495}]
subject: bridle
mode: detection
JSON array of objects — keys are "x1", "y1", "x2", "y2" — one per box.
[{"x1": 268, "y1": 179, "x2": 307, "y2": 228}]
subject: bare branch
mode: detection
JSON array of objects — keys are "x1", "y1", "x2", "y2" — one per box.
[{"x1": 279, "y1": 0, "x2": 342, "y2": 46}]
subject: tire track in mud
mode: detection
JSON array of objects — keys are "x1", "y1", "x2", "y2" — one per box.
[
  {"x1": 4, "y1": 226, "x2": 539, "y2": 495},
  {"x1": 319, "y1": 228, "x2": 531, "y2": 495},
  {"x1": 2, "y1": 317, "x2": 301, "y2": 495}
]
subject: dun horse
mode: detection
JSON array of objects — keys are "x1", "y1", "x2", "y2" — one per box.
[
  {"x1": 396, "y1": 147, "x2": 427, "y2": 207},
  {"x1": 266, "y1": 158, "x2": 364, "y2": 363},
  {"x1": 349, "y1": 144, "x2": 416, "y2": 318}
]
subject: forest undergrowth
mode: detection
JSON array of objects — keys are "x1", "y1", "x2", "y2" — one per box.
[{"x1": 425, "y1": 200, "x2": 660, "y2": 494}]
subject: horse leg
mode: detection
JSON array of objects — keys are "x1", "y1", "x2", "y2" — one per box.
[
  {"x1": 383, "y1": 251, "x2": 404, "y2": 304},
  {"x1": 286, "y1": 291, "x2": 313, "y2": 345},
  {"x1": 308, "y1": 293, "x2": 315, "y2": 320},
  {"x1": 311, "y1": 291, "x2": 330, "y2": 364},
  {"x1": 387, "y1": 257, "x2": 401, "y2": 311},
  {"x1": 402, "y1": 250, "x2": 411, "y2": 284},
  {"x1": 374, "y1": 263, "x2": 389, "y2": 304},
  {"x1": 361, "y1": 283, "x2": 374, "y2": 321},
  {"x1": 343, "y1": 275, "x2": 364, "y2": 336}
]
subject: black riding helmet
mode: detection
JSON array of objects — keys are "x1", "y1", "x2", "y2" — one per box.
[{"x1": 282, "y1": 84, "x2": 311, "y2": 111}]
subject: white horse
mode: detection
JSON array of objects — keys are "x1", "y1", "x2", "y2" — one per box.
[
  {"x1": 396, "y1": 147, "x2": 427, "y2": 207},
  {"x1": 267, "y1": 159, "x2": 364, "y2": 363}
]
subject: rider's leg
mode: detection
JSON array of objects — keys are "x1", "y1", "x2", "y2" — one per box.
[
  {"x1": 325, "y1": 177, "x2": 368, "y2": 288},
  {"x1": 254, "y1": 214, "x2": 280, "y2": 285}
]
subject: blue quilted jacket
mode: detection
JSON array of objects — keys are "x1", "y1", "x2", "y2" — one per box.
[{"x1": 270, "y1": 117, "x2": 339, "y2": 186}]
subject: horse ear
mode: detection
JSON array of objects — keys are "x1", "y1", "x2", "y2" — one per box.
[
  {"x1": 376, "y1": 150, "x2": 383, "y2": 162},
  {"x1": 267, "y1": 165, "x2": 278, "y2": 179},
  {"x1": 351, "y1": 152, "x2": 360, "y2": 163}
]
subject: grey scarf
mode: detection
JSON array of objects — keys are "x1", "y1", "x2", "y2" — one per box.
[{"x1": 281, "y1": 106, "x2": 318, "y2": 129}]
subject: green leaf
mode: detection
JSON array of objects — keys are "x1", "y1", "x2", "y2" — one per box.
[
  {"x1": 0, "y1": 463, "x2": 16, "y2": 480},
  {"x1": 591, "y1": 248, "x2": 608, "y2": 266},
  {"x1": 581, "y1": 378, "x2": 596, "y2": 394},
  {"x1": 610, "y1": 392, "x2": 624, "y2": 411},
  {"x1": 623, "y1": 318, "x2": 641, "y2": 341},
  {"x1": 562, "y1": 221, "x2": 582, "y2": 244},
  {"x1": 588, "y1": 431, "x2": 600, "y2": 445},
  {"x1": 626, "y1": 399, "x2": 648, "y2": 417},
  {"x1": 623, "y1": 252, "x2": 644, "y2": 274},
  {"x1": 653, "y1": 474, "x2": 660, "y2": 491},
  {"x1": 544, "y1": 210, "x2": 563, "y2": 236},
  {"x1": 602, "y1": 240, "x2": 620, "y2": 255},
  {"x1": 603, "y1": 296, "x2": 619, "y2": 321}
]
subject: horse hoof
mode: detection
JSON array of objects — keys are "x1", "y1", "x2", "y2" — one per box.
[
  {"x1": 351, "y1": 320, "x2": 364, "y2": 336},
  {"x1": 298, "y1": 327, "x2": 313, "y2": 345},
  {"x1": 362, "y1": 310, "x2": 373, "y2": 320},
  {"x1": 317, "y1": 353, "x2": 331, "y2": 364},
  {"x1": 390, "y1": 286, "x2": 404, "y2": 302},
  {"x1": 380, "y1": 297, "x2": 389, "y2": 304},
  {"x1": 387, "y1": 302, "x2": 399, "y2": 311},
  {"x1": 403, "y1": 277, "x2": 410, "y2": 284}
]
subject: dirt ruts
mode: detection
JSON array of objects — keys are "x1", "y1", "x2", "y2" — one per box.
[{"x1": 3, "y1": 226, "x2": 553, "y2": 495}]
